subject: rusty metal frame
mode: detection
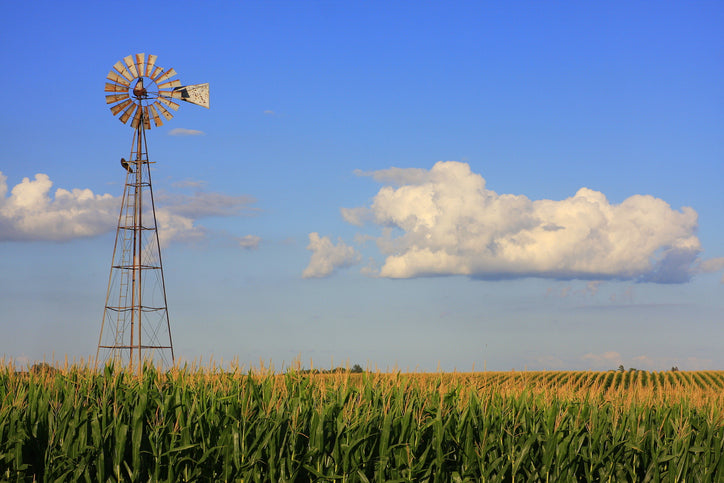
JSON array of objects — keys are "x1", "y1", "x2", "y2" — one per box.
[{"x1": 96, "y1": 107, "x2": 174, "y2": 372}]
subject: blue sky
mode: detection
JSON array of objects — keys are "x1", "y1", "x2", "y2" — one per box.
[{"x1": 1, "y1": 1, "x2": 723, "y2": 371}]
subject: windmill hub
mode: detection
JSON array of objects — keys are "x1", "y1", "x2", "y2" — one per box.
[{"x1": 132, "y1": 78, "x2": 148, "y2": 99}]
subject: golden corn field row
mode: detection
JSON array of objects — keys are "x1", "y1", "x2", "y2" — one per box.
[{"x1": 2, "y1": 364, "x2": 723, "y2": 481}]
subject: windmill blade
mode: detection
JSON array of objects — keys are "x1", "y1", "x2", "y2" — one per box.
[
  {"x1": 142, "y1": 106, "x2": 151, "y2": 129},
  {"x1": 157, "y1": 79, "x2": 181, "y2": 89},
  {"x1": 154, "y1": 67, "x2": 177, "y2": 84},
  {"x1": 145, "y1": 54, "x2": 157, "y2": 77},
  {"x1": 105, "y1": 82, "x2": 129, "y2": 93},
  {"x1": 157, "y1": 96, "x2": 180, "y2": 111},
  {"x1": 149, "y1": 66, "x2": 164, "y2": 80},
  {"x1": 124, "y1": 55, "x2": 138, "y2": 78},
  {"x1": 149, "y1": 103, "x2": 163, "y2": 127},
  {"x1": 113, "y1": 61, "x2": 134, "y2": 82},
  {"x1": 119, "y1": 103, "x2": 137, "y2": 124},
  {"x1": 154, "y1": 101, "x2": 174, "y2": 121},
  {"x1": 130, "y1": 106, "x2": 143, "y2": 128},
  {"x1": 110, "y1": 98, "x2": 133, "y2": 115},
  {"x1": 173, "y1": 83, "x2": 210, "y2": 108},
  {"x1": 107, "y1": 71, "x2": 130, "y2": 87},
  {"x1": 105, "y1": 93, "x2": 130, "y2": 104},
  {"x1": 135, "y1": 54, "x2": 146, "y2": 79}
]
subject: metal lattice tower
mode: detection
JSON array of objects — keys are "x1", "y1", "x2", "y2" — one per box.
[{"x1": 96, "y1": 54, "x2": 208, "y2": 371}]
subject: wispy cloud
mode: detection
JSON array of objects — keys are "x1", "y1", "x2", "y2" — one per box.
[
  {"x1": 632, "y1": 355, "x2": 713, "y2": 371},
  {"x1": 263, "y1": 110, "x2": 287, "y2": 118},
  {"x1": 138, "y1": 189, "x2": 259, "y2": 247},
  {"x1": 340, "y1": 161, "x2": 717, "y2": 283},
  {"x1": 155, "y1": 191, "x2": 258, "y2": 219},
  {"x1": 576, "y1": 351, "x2": 712, "y2": 371},
  {"x1": 696, "y1": 257, "x2": 724, "y2": 283},
  {"x1": 238, "y1": 234, "x2": 261, "y2": 250},
  {"x1": 353, "y1": 167, "x2": 430, "y2": 186},
  {"x1": 171, "y1": 178, "x2": 207, "y2": 189},
  {"x1": 532, "y1": 355, "x2": 566, "y2": 370},
  {"x1": 582, "y1": 351, "x2": 622, "y2": 369},
  {"x1": 547, "y1": 281, "x2": 604, "y2": 299},
  {"x1": 302, "y1": 233, "x2": 361, "y2": 278},
  {"x1": 168, "y1": 128, "x2": 205, "y2": 136}
]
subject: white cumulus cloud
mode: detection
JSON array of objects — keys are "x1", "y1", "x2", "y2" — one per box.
[
  {"x1": 0, "y1": 172, "x2": 117, "y2": 241},
  {"x1": 302, "y1": 232, "x2": 361, "y2": 278},
  {"x1": 343, "y1": 161, "x2": 709, "y2": 283}
]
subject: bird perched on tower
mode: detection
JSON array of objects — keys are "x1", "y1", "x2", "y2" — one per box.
[{"x1": 120, "y1": 158, "x2": 133, "y2": 173}]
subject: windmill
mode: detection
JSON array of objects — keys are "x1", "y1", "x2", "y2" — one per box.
[{"x1": 96, "y1": 54, "x2": 209, "y2": 371}]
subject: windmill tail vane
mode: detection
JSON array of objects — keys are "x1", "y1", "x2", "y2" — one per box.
[{"x1": 97, "y1": 53, "x2": 208, "y2": 372}]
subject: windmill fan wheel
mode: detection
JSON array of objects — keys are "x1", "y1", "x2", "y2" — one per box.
[{"x1": 104, "y1": 53, "x2": 183, "y2": 129}]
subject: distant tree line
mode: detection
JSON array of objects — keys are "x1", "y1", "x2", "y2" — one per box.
[
  {"x1": 613, "y1": 365, "x2": 680, "y2": 373},
  {"x1": 295, "y1": 364, "x2": 364, "y2": 374}
]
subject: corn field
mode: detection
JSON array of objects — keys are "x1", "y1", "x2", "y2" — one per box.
[{"x1": 2, "y1": 364, "x2": 723, "y2": 481}]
